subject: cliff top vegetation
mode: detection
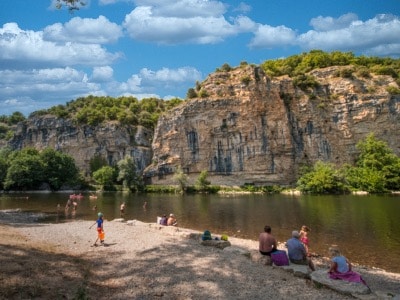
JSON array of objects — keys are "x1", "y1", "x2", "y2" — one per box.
[{"x1": 187, "y1": 50, "x2": 400, "y2": 99}]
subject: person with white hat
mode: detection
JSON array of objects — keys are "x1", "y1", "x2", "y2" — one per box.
[{"x1": 286, "y1": 230, "x2": 315, "y2": 271}]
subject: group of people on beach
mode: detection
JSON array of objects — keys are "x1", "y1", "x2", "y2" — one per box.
[
  {"x1": 259, "y1": 225, "x2": 366, "y2": 285},
  {"x1": 159, "y1": 213, "x2": 178, "y2": 226}
]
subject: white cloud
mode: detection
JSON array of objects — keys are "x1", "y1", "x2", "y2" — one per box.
[
  {"x1": 119, "y1": 92, "x2": 161, "y2": 100},
  {"x1": 298, "y1": 14, "x2": 400, "y2": 55},
  {"x1": 134, "y1": 0, "x2": 227, "y2": 18},
  {"x1": 247, "y1": 13, "x2": 400, "y2": 56},
  {"x1": 116, "y1": 74, "x2": 143, "y2": 93},
  {"x1": 249, "y1": 24, "x2": 297, "y2": 48},
  {"x1": 0, "y1": 67, "x2": 101, "y2": 115},
  {"x1": 0, "y1": 68, "x2": 98, "y2": 95},
  {"x1": 92, "y1": 66, "x2": 114, "y2": 82},
  {"x1": 0, "y1": 23, "x2": 121, "y2": 68},
  {"x1": 310, "y1": 13, "x2": 358, "y2": 31},
  {"x1": 43, "y1": 16, "x2": 123, "y2": 44},
  {"x1": 233, "y1": 2, "x2": 252, "y2": 14},
  {"x1": 123, "y1": 2, "x2": 253, "y2": 44},
  {"x1": 112, "y1": 66, "x2": 202, "y2": 94},
  {"x1": 139, "y1": 67, "x2": 201, "y2": 83}
]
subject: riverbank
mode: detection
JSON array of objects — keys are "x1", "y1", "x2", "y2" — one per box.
[{"x1": 1, "y1": 216, "x2": 399, "y2": 299}]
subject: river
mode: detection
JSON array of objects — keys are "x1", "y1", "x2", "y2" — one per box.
[{"x1": 1, "y1": 192, "x2": 399, "y2": 273}]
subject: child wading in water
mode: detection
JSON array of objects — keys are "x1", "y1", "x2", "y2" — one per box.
[
  {"x1": 299, "y1": 225, "x2": 311, "y2": 256},
  {"x1": 91, "y1": 212, "x2": 105, "y2": 246}
]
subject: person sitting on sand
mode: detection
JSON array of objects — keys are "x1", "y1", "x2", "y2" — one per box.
[
  {"x1": 259, "y1": 225, "x2": 278, "y2": 256},
  {"x1": 286, "y1": 230, "x2": 315, "y2": 271},
  {"x1": 167, "y1": 213, "x2": 177, "y2": 226},
  {"x1": 328, "y1": 245, "x2": 367, "y2": 285},
  {"x1": 159, "y1": 214, "x2": 168, "y2": 226}
]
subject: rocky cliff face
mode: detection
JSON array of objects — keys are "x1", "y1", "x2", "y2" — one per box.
[
  {"x1": 144, "y1": 65, "x2": 400, "y2": 186},
  {"x1": 9, "y1": 116, "x2": 153, "y2": 176}
]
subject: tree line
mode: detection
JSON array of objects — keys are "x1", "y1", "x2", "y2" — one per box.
[{"x1": 297, "y1": 134, "x2": 400, "y2": 194}]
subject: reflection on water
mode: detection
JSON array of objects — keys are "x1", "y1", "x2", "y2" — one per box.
[{"x1": 1, "y1": 192, "x2": 399, "y2": 273}]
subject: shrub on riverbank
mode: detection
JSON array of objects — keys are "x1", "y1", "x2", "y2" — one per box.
[{"x1": 297, "y1": 133, "x2": 400, "y2": 194}]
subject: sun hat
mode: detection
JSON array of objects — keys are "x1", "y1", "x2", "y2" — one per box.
[{"x1": 292, "y1": 230, "x2": 300, "y2": 238}]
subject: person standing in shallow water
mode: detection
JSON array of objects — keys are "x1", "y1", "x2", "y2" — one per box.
[
  {"x1": 299, "y1": 225, "x2": 311, "y2": 256},
  {"x1": 120, "y1": 202, "x2": 126, "y2": 217},
  {"x1": 259, "y1": 225, "x2": 278, "y2": 256}
]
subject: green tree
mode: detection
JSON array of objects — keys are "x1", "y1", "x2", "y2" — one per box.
[
  {"x1": 186, "y1": 88, "x2": 197, "y2": 99},
  {"x1": 297, "y1": 161, "x2": 347, "y2": 194},
  {"x1": 0, "y1": 156, "x2": 7, "y2": 189},
  {"x1": 195, "y1": 170, "x2": 211, "y2": 192},
  {"x1": 8, "y1": 111, "x2": 25, "y2": 125},
  {"x1": 173, "y1": 166, "x2": 188, "y2": 193},
  {"x1": 345, "y1": 133, "x2": 400, "y2": 192},
  {"x1": 117, "y1": 156, "x2": 143, "y2": 192},
  {"x1": 89, "y1": 154, "x2": 108, "y2": 174},
  {"x1": 4, "y1": 148, "x2": 44, "y2": 190},
  {"x1": 40, "y1": 148, "x2": 79, "y2": 190},
  {"x1": 92, "y1": 166, "x2": 116, "y2": 190}
]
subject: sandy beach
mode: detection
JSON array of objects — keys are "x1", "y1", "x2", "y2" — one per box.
[{"x1": 1, "y1": 216, "x2": 399, "y2": 300}]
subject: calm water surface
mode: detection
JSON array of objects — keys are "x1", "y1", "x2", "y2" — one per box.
[{"x1": 1, "y1": 192, "x2": 399, "y2": 273}]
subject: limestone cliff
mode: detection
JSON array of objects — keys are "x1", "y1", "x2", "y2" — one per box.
[
  {"x1": 9, "y1": 116, "x2": 153, "y2": 176},
  {"x1": 144, "y1": 65, "x2": 400, "y2": 186}
]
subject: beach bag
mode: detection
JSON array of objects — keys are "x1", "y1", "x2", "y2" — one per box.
[
  {"x1": 201, "y1": 230, "x2": 212, "y2": 241},
  {"x1": 271, "y1": 250, "x2": 289, "y2": 266}
]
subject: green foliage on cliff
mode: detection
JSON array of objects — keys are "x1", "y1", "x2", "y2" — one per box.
[
  {"x1": 297, "y1": 134, "x2": 400, "y2": 194},
  {"x1": 28, "y1": 95, "x2": 183, "y2": 129},
  {"x1": 261, "y1": 50, "x2": 400, "y2": 78}
]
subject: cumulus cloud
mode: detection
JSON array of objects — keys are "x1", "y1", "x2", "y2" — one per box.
[
  {"x1": 246, "y1": 13, "x2": 400, "y2": 56},
  {"x1": 249, "y1": 24, "x2": 297, "y2": 48},
  {"x1": 123, "y1": 1, "x2": 253, "y2": 44},
  {"x1": 298, "y1": 14, "x2": 400, "y2": 55},
  {"x1": 139, "y1": 67, "x2": 202, "y2": 83},
  {"x1": 92, "y1": 66, "x2": 114, "y2": 82},
  {"x1": 43, "y1": 16, "x2": 123, "y2": 44},
  {"x1": 0, "y1": 68, "x2": 96, "y2": 95},
  {"x1": 0, "y1": 23, "x2": 121, "y2": 68},
  {"x1": 0, "y1": 67, "x2": 101, "y2": 115},
  {"x1": 309, "y1": 13, "x2": 358, "y2": 31},
  {"x1": 133, "y1": 0, "x2": 227, "y2": 17},
  {"x1": 233, "y1": 2, "x2": 252, "y2": 14},
  {"x1": 114, "y1": 66, "x2": 202, "y2": 94}
]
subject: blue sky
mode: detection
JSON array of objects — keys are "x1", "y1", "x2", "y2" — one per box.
[{"x1": 1, "y1": 0, "x2": 399, "y2": 116}]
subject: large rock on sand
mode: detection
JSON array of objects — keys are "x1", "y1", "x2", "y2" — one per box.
[{"x1": 311, "y1": 270, "x2": 371, "y2": 297}]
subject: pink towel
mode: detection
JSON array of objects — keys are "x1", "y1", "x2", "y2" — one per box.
[{"x1": 329, "y1": 271, "x2": 367, "y2": 285}]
